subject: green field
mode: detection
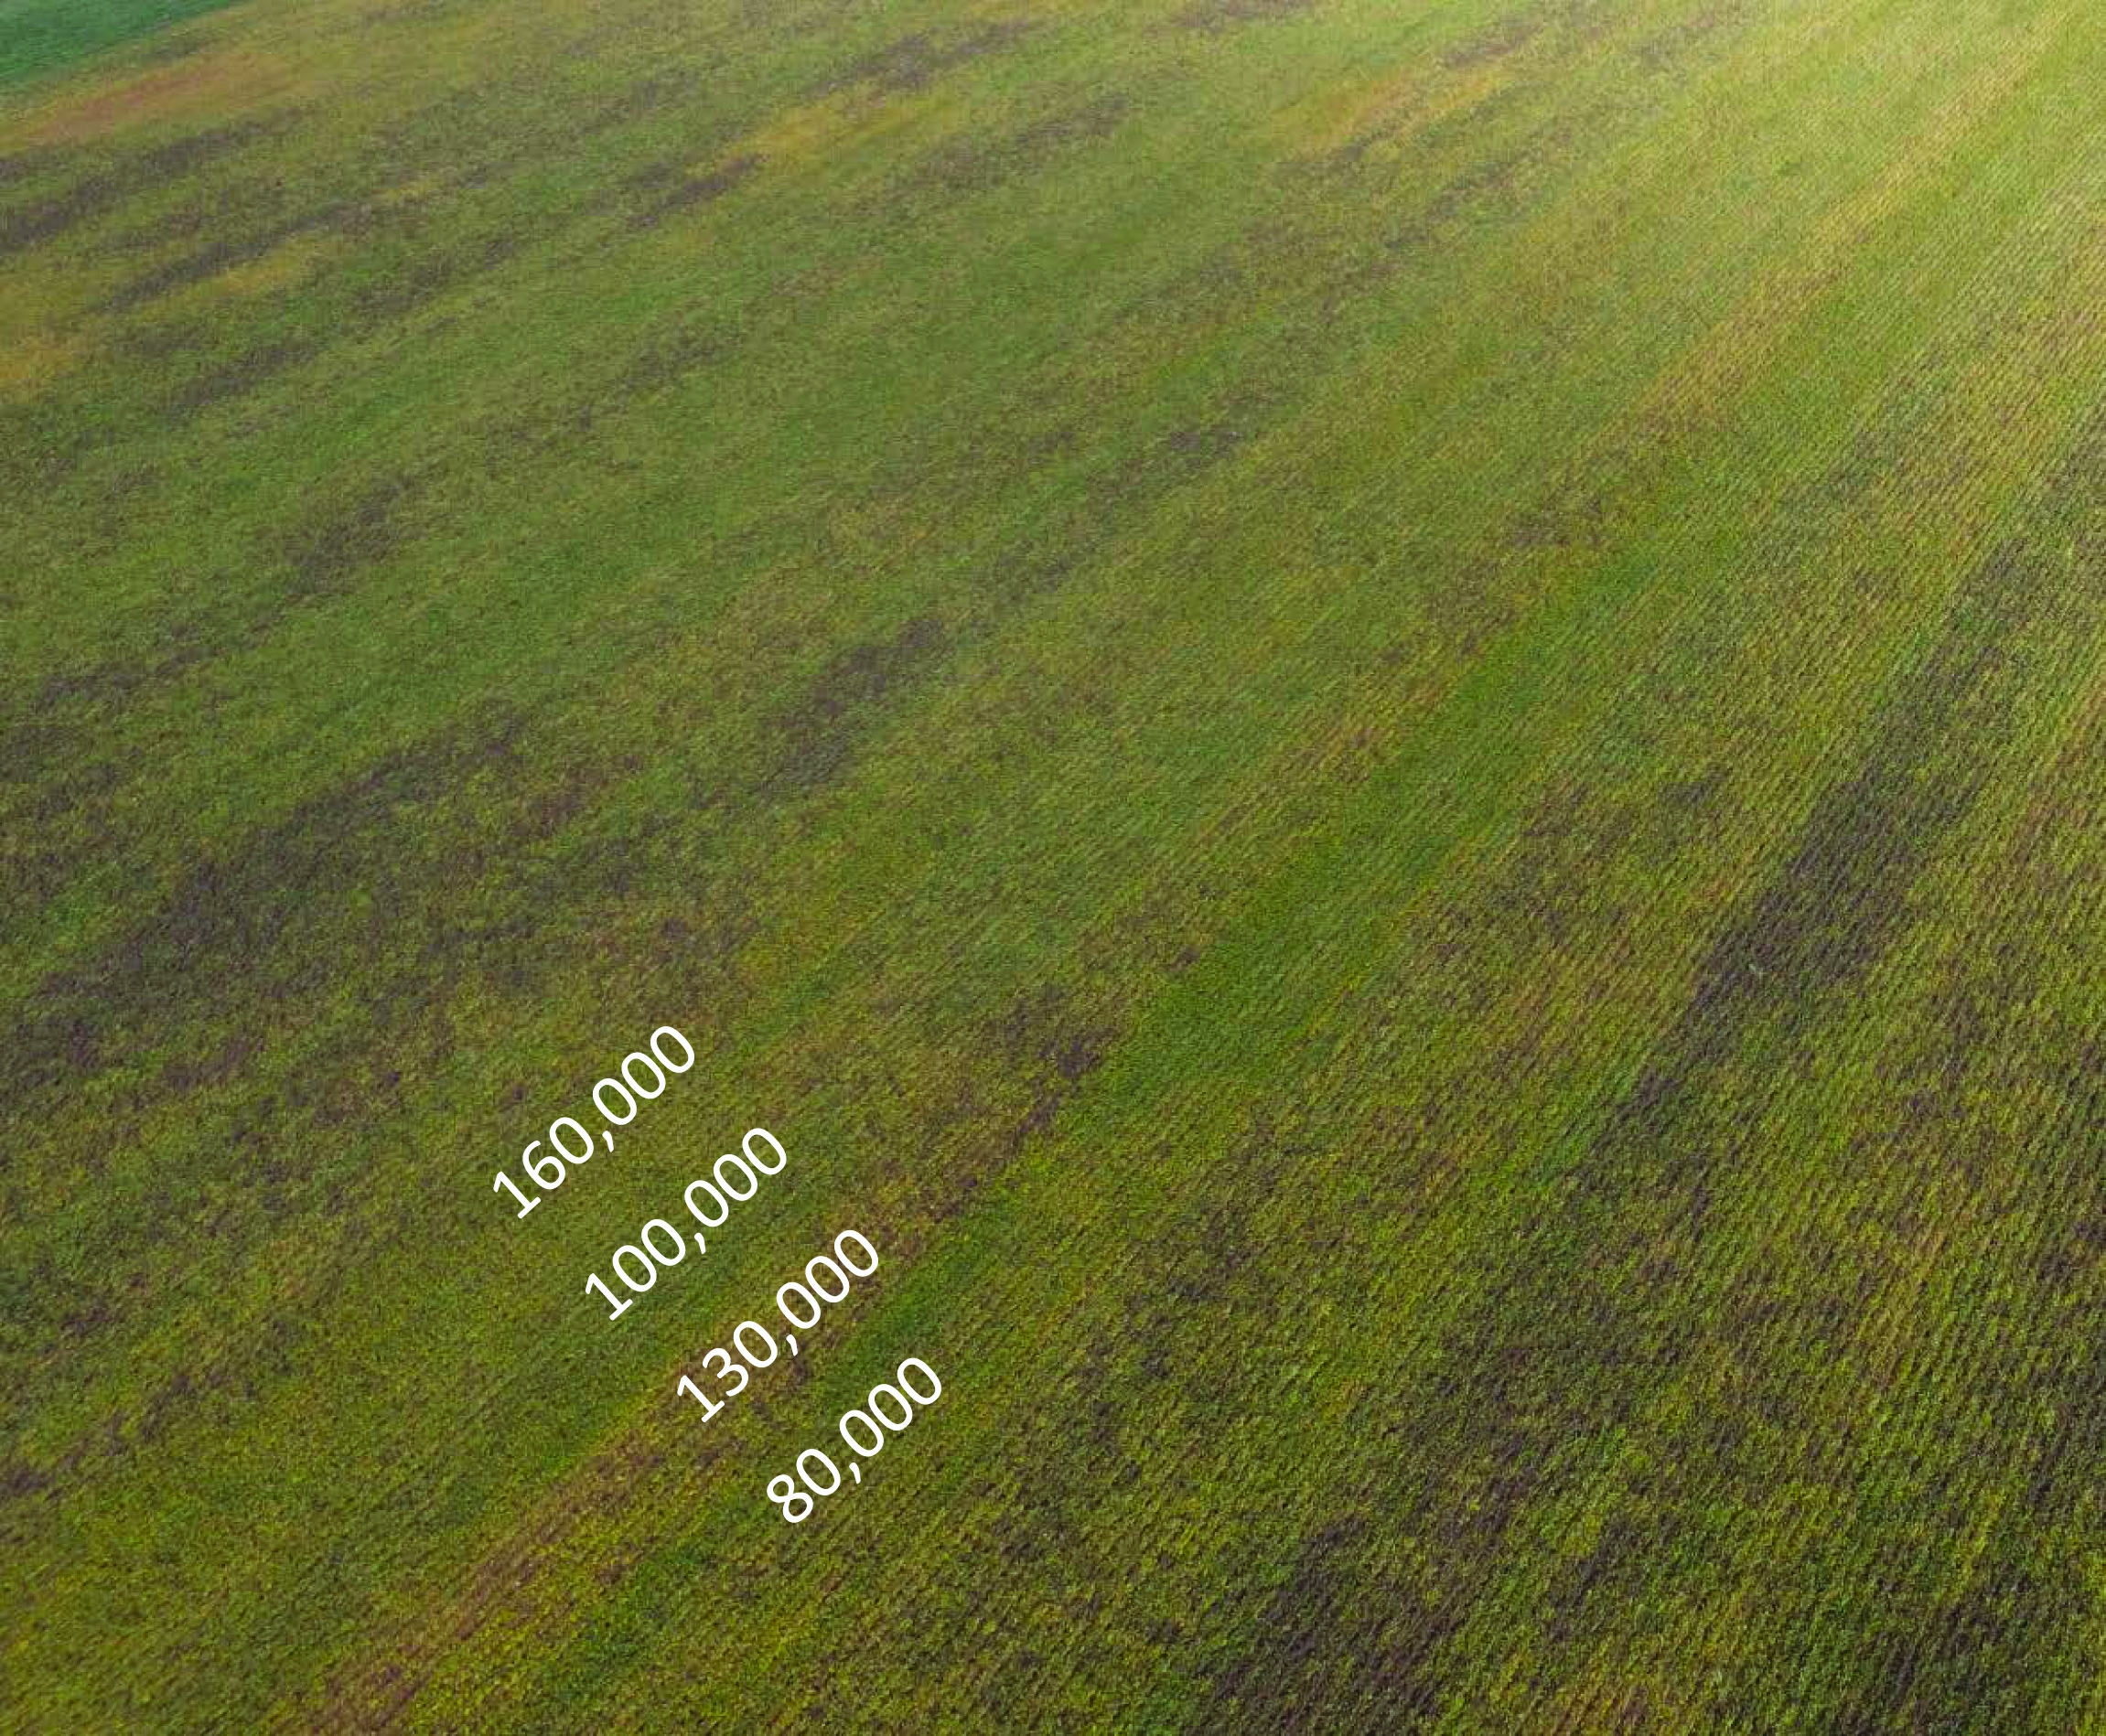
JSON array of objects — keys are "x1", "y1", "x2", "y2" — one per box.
[{"x1": 5, "y1": 0, "x2": 2106, "y2": 1725}]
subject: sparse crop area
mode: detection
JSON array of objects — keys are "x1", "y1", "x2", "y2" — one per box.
[{"x1": 5, "y1": 0, "x2": 2105, "y2": 1726}]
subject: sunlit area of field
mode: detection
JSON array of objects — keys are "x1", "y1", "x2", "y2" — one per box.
[{"x1": 5, "y1": 0, "x2": 2106, "y2": 1725}]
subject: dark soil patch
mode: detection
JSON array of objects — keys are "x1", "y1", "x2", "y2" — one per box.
[
  {"x1": 1544, "y1": 1510, "x2": 1666, "y2": 1645},
  {"x1": 0, "y1": 733, "x2": 126, "y2": 916},
  {"x1": 156, "y1": 1028, "x2": 264, "y2": 1094},
  {"x1": 1464, "y1": 776, "x2": 1645, "y2": 954},
  {"x1": 617, "y1": 315, "x2": 731, "y2": 394},
  {"x1": 989, "y1": 983, "x2": 1112, "y2": 1085},
  {"x1": 482, "y1": 395, "x2": 607, "y2": 460},
  {"x1": 1124, "y1": 1124, "x2": 1298, "y2": 1412},
  {"x1": 1173, "y1": 0, "x2": 1317, "y2": 32},
  {"x1": 624, "y1": 154, "x2": 761, "y2": 230},
  {"x1": 811, "y1": 21, "x2": 1033, "y2": 96},
  {"x1": 0, "y1": 146, "x2": 64, "y2": 189},
  {"x1": 960, "y1": 395, "x2": 1275, "y2": 608},
  {"x1": 349, "y1": 230, "x2": 521, "y2": 320},
  {"x1": 276, "y1": 473, "x2": 422, "y2": 602},
  {"x1": 1442, "y1": 0, "x2": 1614, "y2": 70},
  {"x1": 1853, "y1": 1556, "x2": 2074, "y2": 1728},
  {"x1": 578, "y1": 71, "x2": 688, "y2": 138},
  {"x1": 1388, "y1": 132, "x2": 1551, "y2": 252},
  {"x1": 1078, "y1": 391, "x2": 1273, "y2": 522},
  {"x1": 0, "y1": 120, "x2": 285, "y2": 258},
  {"x1": 756, "y1": 615, "x2": 948, "y2": 795},
  {"x1": 914, "y1": 97, "x2": 1128, "y2": 195},
  {"x1": 1209, "y1": 1516, "x2": 1450, "y2": 1722},
  {"x1": 1440, "y1": 9, "x2": 1550, "y2": 68},
  {"x1": 166, "y1": 334, "x2": 327, "y2": 416},
  {"x1": 2, "y1": 706, "x2": 521, "y2": 1100},
  {"x1": 1157, "y1": 422, "x2": 1247, "y2": 465},
  {"x1": 900, "y1": 982, "x2": 1123, "y2": 1229},
  {"x1": 120, "y1": 320, "x2": 208, "y2": 360},
  {"x1": 34, "y1": 627, "x2": 213, "y2": 710},
  {"x1": 106, "y1": 205, "x2": 346, "y2": 309}
]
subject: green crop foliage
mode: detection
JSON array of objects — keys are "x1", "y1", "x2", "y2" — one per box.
[
  {"x1": 5, "y1": 0, "x2": 2106, "y2": 1726},
  {"x1": 0, "y1": 0, "x2": 242, "y2": 88}
]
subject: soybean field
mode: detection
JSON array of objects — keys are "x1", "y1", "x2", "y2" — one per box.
[{"x1": 5, "y1": 0, "x2": 2106, "y2": 1726}]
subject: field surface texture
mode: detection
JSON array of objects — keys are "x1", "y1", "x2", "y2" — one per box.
[{"x1": 5, "y1": 0, "x2": 2106, "y2": 1727}]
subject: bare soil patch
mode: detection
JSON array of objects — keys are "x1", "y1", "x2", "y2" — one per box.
[
  {"x1": 812, "y1": 21, "x2": 1033, "y2": 96},
  {"x1": 625, "y1": 154, "x2": 761, "y2": 230},
  {"x1": 1173, "y1": 0, "x2": 1317, "y2": 34}
]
